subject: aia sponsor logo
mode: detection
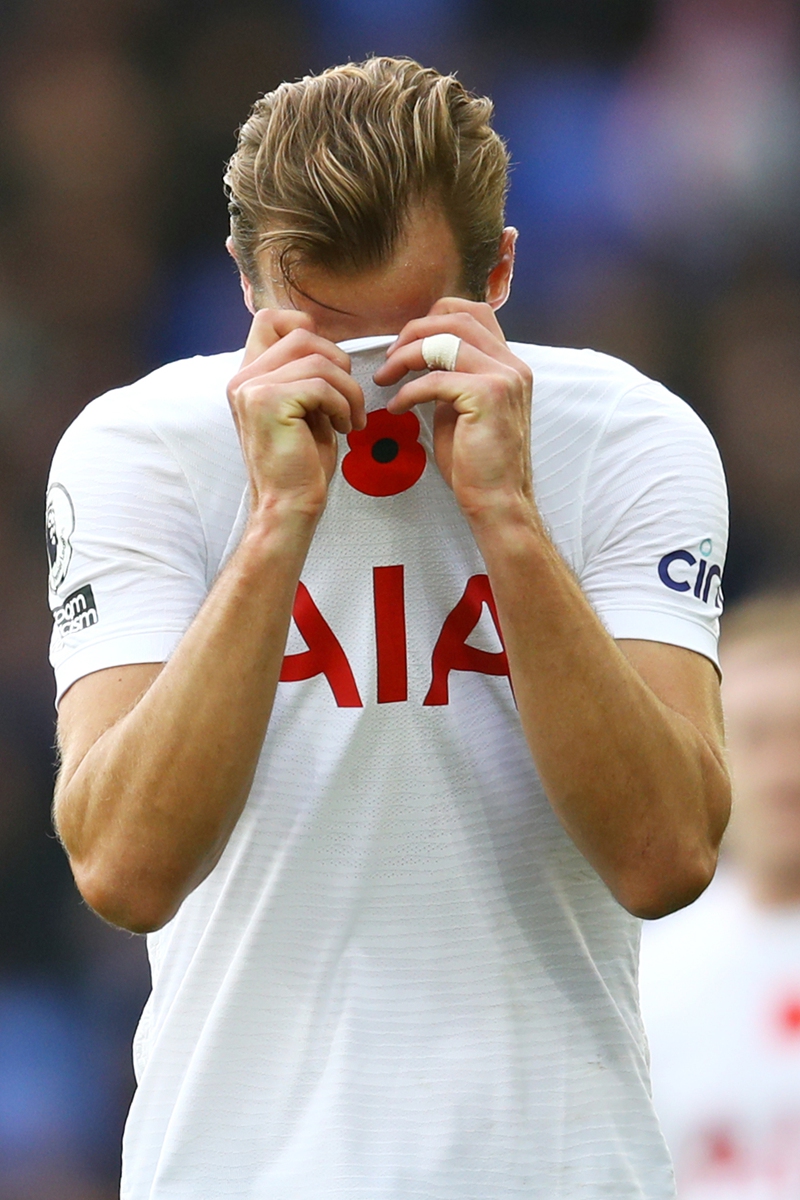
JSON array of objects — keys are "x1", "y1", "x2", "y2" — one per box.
[
  {"x1": 658, "y1": 538, "x2": 722, "y2": 607},
  {"x1": 279, "y1": 569, "x2": 510, "y2": 708}
]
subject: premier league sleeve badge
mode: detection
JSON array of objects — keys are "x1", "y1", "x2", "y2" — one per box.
[{"x1": 46, "y1": 482, "x2": 76, "y2": 592}]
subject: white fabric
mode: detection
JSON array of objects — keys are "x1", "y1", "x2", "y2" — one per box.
[
  {"x1": 421, "y1": 332, "x2": 461, "y2": 371},
  {"x1": 47, "y1": 336, "x2": 728, "y2": 1199},
  {"x1": 640, "y1": 870, "x2": 800, "y2": 1199}
]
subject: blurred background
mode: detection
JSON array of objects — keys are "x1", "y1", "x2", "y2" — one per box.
[{"x1": 1, "y1": 0, "x2": 800, "y2": 1195}]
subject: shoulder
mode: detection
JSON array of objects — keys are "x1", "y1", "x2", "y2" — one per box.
[
  {"x1": 52, "y1": 350, "x2": 243, "y2": 473},
  {"x1": 512, "y1": 342, "x2": 724, "y2": 530},
  {"x1": 510, "y1": 340, "x2": 724, "y2": 546},
  {"x1": 510, "y1": 341, "x2": 648, "y2": 394},
  {"x1": 48, "y1": 352, "x2": 247, "y2": 588},
  {"x1": 510, "y1": 341, "x2": 710, "y2": 442}
]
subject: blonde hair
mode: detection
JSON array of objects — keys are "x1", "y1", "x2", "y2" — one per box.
[{"x1": 224, "y1": 56, "x2": 510, "y2": 300}]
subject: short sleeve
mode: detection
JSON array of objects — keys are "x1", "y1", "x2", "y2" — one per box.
[
  {"x1": 46, "y1": 402, "x2": 209, "y2": 705},
  {"x1": 579, "y1": 383, "x2": 728, "y2": 668}
]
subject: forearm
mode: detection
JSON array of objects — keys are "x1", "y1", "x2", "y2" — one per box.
[
  {"x1": 471, "y1": 503, "x2": 731, "y2": 918},
  {"x1": 55, "y1": 508, "x2": 316, "y2": 932}
]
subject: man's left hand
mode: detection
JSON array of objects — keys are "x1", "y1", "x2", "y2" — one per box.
[{"x1": 373, "y1": 298, "x2": 534, "y2": 524}]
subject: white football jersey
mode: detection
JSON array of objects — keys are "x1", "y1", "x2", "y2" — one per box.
[
  {"x1": 47, "y1": 336, "x2": 727, "y2": 1199},
  {"x1": 640, "y1": 870, "x2": 800, "y2": 1199}
]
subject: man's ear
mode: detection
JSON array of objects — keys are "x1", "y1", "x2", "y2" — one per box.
[
  {"x1": 485, "y1": 227, "x2": 518, "y2": 311},
  {"x1": 226, "y1": 236, "x2": 258, "y2": 315}
]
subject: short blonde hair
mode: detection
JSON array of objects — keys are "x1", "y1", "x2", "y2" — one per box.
[{"x1": 224, "y1": 56, "x2": 510, "y2": 300}]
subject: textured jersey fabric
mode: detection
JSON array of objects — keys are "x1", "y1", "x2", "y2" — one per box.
[
  {"x1": 47, "y1": 336, "x2": 728, "y2": 1199},
  {"x1": 640, "y1": 870, "x2": 800, "y2": 1198}
]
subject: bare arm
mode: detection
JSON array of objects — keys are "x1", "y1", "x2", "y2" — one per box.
[
  {"x1": 377, "y1": 299, "x2": 731, "y2": 918},
  {"x1": 473, "y1": 507, "x2": 729, "y2": 918},
  {"x1": 56, "y1": 519, "x2": 314, "y2": 933},
  {"x1": 54, "y1": 309, "x2": 366, "y2": 933}
]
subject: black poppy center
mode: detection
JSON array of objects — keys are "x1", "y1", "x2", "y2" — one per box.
[{"x1": 372, "y1": 437, "x2": 399, "y2": 464}]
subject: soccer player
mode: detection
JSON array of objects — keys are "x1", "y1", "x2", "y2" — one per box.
[
  {"x1": 641, "y1": 592, "x2": 800, "y2": 1198},
  {"x1": 46, "y1": 57, "x2": 730, "y2": 1199}
]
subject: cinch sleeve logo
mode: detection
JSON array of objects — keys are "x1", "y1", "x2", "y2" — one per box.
[{"x1": 658, "y1": 538, "x2": 722, "y2": 607}]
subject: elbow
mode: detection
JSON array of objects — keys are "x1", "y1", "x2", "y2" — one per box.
[
  {"x1": 72, "y1": 859, "x2": 181, "y2": 934},
  {"x1": 55, "y1": 794, "x2": 196, "y2": 935},
  {"x1": 620, "y1": 852, "x2": 718, "y2": 920},
  {"x1": 615, "y1": 838, "x2": 722, "y2": 921},
  {"x1": 621, "y1": 768, "x2": 732, "y2": 921}
]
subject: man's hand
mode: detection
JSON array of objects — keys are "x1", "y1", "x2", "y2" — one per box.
[
  {"x1": 227, "y1": 309, "x2": 366, "y2": 520},
  {"x1": 373, "y1": 298, "x2": 533, "y2": 523}
]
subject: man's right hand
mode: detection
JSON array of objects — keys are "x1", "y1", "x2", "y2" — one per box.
[{"x1": 226, "y1": 309, "x2": 366, "y2": 519}]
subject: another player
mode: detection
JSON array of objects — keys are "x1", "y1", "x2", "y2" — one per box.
[
  {"x1": 46, "y1": 58, "x2": 730, "y2": 1198},
  {"x1": 641, "y1": 592, "x2": 800, "y2": 1198}
]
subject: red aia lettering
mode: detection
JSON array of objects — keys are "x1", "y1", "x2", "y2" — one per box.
[
  {"x1": 373, "y1": 565, "x2": 407, "y2": 703},
  {"x1": 423, "y1": 575, "x2": 510, "y2": 706},
  {"x1": 280, "y1": 573, "x2": 510, "y2": 707},
  {"x1": 280, "y1": 581, "x2": 363, "y2": 707}
]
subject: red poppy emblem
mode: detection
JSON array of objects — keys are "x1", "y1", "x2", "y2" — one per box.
[{"x1": 342, "y1": 408, "x2": 426, "y2": 497}]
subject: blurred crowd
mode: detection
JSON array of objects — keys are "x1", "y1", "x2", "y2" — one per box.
[
  {"x1": 1, "y1": 0, "x2": 800, "y2": 1195},
  {"x1": 641, "y1": 595, "x2": 800, "y2": 1197}
]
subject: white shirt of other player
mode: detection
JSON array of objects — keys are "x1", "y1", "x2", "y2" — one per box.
[
  {"x1": 641, "y1": 868, "x2": 800, "y2": 1200},
  {"x1": 47, "y1": 337, "x2": 727, "y2": 1200}
]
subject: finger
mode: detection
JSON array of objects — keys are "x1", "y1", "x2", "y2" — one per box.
[
  {"x1": 230, "y1": 327, "x2": 366, "y2": 430},
  {"x1": 385, "y1": 302, "x2": 506, "y2": 359},
  {"x1": 272, "y1": 378, "x2": 355, "y2": 435},
  {"x1": 304, "y1": 407, "x2": 337, "y2": 456},
  {"x1": 269, "y1": 355, "x2": 366, "y2": 426},
  {"x1": 384, "y1": 311, "x2": 502, "y2": 361},
  {"x1": 432, "y1": 398, "x2": 457, "y2": 478},
  {"x1": 428, "y1": 296, "x2": 506, "y2": 339},
  {"x1": 255, "y1": 329, "x2": 353, "y2": 377},
  {"x1": 239, "y1": 308, "x2": 316, "y2": 371},
  {"x1": 386, "y1": 368, "x2": 511, "y2": 416},
  {"x1": 234, "y1": 369, "x2": 362, "y2": 435},
  {"x1": 377, "y1": 336, "x2": 518, "y2": 389}
]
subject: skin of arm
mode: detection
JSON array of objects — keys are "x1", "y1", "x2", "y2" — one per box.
[
  {"x1": 54, "y1": 308, "x2": 366, "y2": 933},
  {"x1": 375, "y1": 297, "x2": 731, "y2": 919}
]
